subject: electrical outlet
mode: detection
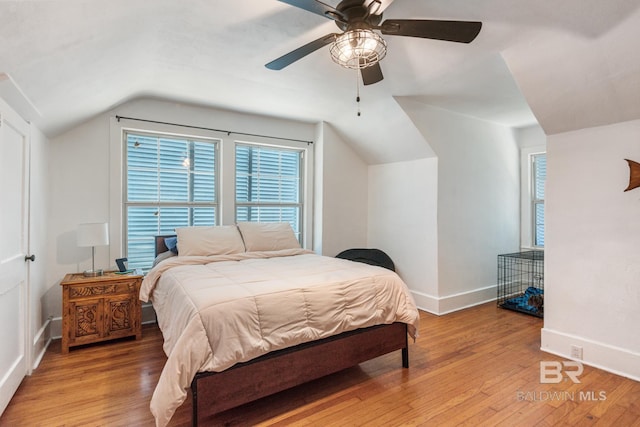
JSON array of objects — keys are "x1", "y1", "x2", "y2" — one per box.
[{"x1": 571, "y1": 345, "x2": 583, "y2": 360}]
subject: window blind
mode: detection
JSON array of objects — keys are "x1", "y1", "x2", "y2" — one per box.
[
  {"x1": 235, "y1": 143, "x2": 302, "y2": 240},
  {"x1": 125, "y1": 132, "x2": 218, "y2": 270},
  {"x1": 533, "y1": 153, "x2": 546, "y2": 247}
]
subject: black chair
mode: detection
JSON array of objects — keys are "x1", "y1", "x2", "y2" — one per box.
[{"x1": 335, "y1": 248, "x2": 395, "y2": 272}]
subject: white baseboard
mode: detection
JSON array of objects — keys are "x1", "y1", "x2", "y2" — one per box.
[
  {"x1": 411, "y1": 291, "x2": 439, "y2": 314},
  {"x1": 541, "y1": 327, "x2": 640, "y2": 382},
  {"x1": 32, "y1": 318, "x2": 53, "y2": 371},
  {"x1": 50, "y1": 316, "x2": 62, "y2": 340},
  {"x1": 411, "y1": 285, "x2": 497, "y2": 315}
]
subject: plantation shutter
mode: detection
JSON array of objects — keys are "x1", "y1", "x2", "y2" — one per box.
[
  {"x1": 125, "y1": 132, "x2": 218, "y2": 270},
  {"x1": 235, "y1": 143, "x2": 302, "y2": 240},
  {"x1": 533, "y1": 153, "x2": 546, "y2": 247}
]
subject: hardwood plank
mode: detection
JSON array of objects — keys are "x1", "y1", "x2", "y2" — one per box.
[{"x1": 1, "y1": 303, "x2": 639, "y2": 427}]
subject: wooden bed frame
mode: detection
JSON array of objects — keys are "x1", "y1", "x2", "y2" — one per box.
[{"x1": 153, "y1": 235, "x2": 410, "y2": 426}]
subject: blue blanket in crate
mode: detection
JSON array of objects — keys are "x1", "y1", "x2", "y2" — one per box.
[{"x1": 503, "y1": 286, "x2": 543, "y2": 313}]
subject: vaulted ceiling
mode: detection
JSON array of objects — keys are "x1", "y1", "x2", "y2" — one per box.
[{"x1": 1, "y1": 0, "x2": 639, "y2": 163}]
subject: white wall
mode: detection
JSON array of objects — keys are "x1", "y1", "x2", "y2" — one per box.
[
  {"x1": 43, "y1": 114, "x2": 113, "y2": 336},
  {"x1": 368, "y1": 158, "x2": 439, "y2": 312},
  {"x1": 542, "y1": 119, "x2": 640, "y2": 380},
  {"x1": 29, "y1": 125, "x2": 52, "y2": 369},
  {"x1": 48, "y1": 114, "x2": 112, "y2": 272},
  {"x1": 314, "y1": 122, "x2": 369, "y2": 256},
  {"x1": 397, "y1": 98, "x2": 520, "y2": 313},
  {"x1": 515, "y1": 124, "x2": 546, "y2": 149},
  {"x1": 45, "y1": 98, "x2": 317, "y2": 327}
]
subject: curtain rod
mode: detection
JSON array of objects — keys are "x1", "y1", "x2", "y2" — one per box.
[{"x1": 115, "y1": 115, "x2": 313, "y2": 145}]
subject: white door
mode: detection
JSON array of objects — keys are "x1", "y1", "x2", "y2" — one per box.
[{"x1": 0, "y1": 98, "x2": 30, "y2": 414}]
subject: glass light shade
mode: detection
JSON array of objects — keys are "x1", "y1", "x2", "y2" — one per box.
[
  {"x1": 77, "y1": 222, "x2": 109, "y2": 247},
  {"x1": 330, "y1": 29, "x2": 387, "y2": 69}
]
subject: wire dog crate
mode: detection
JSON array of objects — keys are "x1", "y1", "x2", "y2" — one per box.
[{"x1": 497, "y1": 250, "x2": 544, "y2": 317}]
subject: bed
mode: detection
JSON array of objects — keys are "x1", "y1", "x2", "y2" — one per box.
[{"x1": 141, "y1": 223, "x2": 420, "y2": 427}]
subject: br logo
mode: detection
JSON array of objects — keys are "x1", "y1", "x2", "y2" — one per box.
[{"x1": 540, "y1": 361, "x2": 583, "y2": 384}]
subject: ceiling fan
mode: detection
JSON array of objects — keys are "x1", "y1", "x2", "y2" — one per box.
[{"x1": 266, "y1": 0, "x2": 482, "y2": 85}]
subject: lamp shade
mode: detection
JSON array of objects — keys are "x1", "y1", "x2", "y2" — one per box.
[{"x1": 77, "y1": 223, "x2": 109, "y2": 247}]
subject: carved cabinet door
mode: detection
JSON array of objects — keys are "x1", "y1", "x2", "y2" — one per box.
[
  {"x1": 104, "y1": 294, "x2": 137, "y2": 339},
  {"x1": 68, "y1": 299, "x2": 105, "y2": 345}
]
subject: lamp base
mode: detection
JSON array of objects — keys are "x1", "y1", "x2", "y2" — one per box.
[{"x1": 83, "y1": 269, "x2": 104, "y2": 277}]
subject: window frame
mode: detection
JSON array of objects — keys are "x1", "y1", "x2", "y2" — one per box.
[
  {"x1": 519, "y1": 145, "x2": 546, "y2": 249},
  {"x1": 234, "y1": 141, "x2": 305, "y2": 242},
  {"x1": 109, "y1": 117, "x2": 314, "y2": 268},
  {"x1": 122, "y1": 130, "x2": 220, "y2": 269},
  {"x1": 531, "y1": 153, "x2": 546, "y2": 248}
]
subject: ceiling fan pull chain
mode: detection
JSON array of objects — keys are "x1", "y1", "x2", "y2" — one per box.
[{"x1": 356, "y1": 68, "x2": 362, "y2": 117}]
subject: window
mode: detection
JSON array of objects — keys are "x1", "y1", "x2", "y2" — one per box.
[
  {"x1": 532, "y1": 153, "x2": 546, "y2": 247},
  {"x1": 125, "y1": 131, "x2": 218, "y2": 269},
  {"x1": 235, "y1": 143, "x2": 303, "y2": 241},
  {"x1": 116, "y1": 121, "x2": 312, "y2": 270}
]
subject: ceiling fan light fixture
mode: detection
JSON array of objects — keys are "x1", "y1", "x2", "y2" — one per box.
[{"x1": 329, "y1": 29, "x2": 387, "y2": 69}]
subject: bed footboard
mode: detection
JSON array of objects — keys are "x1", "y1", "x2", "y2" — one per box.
[{"x1": 191, "y1": 322, "x2": 408, "y2": 426}]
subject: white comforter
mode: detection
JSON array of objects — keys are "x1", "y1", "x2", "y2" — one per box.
[{"x1": 140, "y1": 248, "x2": 419, "y2": 427}]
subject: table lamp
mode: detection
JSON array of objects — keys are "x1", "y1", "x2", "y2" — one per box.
[{"x1": 77, "y1": 222, "x2": 109, "y2": 277}]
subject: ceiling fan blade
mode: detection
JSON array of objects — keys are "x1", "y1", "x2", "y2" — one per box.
[
  {"x1": 361, "y1": 62, "x2": 384, "y2": 85},
  {"x1": 277, "y1": 0, "x2": 346, "y2": 21},
  {"x1": 265, "y1": 34, "x2": 338, "y2": 70},
  {"x1": 380, "y1": 19, "x2": 482, "y2": 43}
]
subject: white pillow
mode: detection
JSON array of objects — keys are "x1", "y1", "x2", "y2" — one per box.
[
  {"x1": 176, "y1": 225, "x2": 245, "y2": 256},
  {"x1": 237, "y1": 222, "x2": 301, "y2": 252}
]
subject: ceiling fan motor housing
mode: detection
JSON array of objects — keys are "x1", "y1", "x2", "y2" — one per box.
[{"x1": 333, "y1": 0, "x2": 383, "y2": 31}]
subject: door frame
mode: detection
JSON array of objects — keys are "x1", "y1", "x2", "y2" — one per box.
[{"x1": 0, "y1": 96, "x2": 31, "y2": 415}]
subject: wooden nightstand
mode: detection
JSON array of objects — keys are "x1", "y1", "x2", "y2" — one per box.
[{"x1": 60, "y1": 272, "x2": 143, "y2": 353}]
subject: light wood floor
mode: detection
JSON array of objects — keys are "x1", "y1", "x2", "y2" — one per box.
[{"x1": 1, "y1": 303, "x2": 639, "y2": 426}]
